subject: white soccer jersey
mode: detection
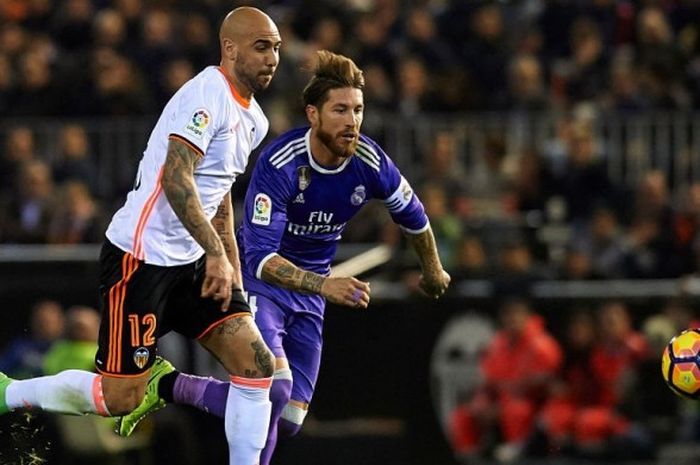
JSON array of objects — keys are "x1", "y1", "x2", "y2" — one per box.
[{"x1": 106, "y1": 66, "x2": 269, "y2": 265}]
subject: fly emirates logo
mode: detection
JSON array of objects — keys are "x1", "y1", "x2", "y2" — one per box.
[{"x1": 287, "y1": 210, "x2": 346, "y2": 235}]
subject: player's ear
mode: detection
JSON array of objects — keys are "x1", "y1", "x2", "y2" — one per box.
[
  {"x1": 221, "y1": 38, "x2": 238, "y2": 61},
  {"x1": 305, "y1": 104, "x2": 318, "y2": 125}
]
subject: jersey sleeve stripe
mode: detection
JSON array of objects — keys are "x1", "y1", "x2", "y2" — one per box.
[
  {"x1": 357, "y1": 142, "x2": 380, "y2": 163},
  {"x1": 168, "y1": 134, "x2": 205, "y2": 158},
  {"x1": 355, "y1": 150, "x2": 380, "y2": 171},
  {"x1": 355, "y1": 145, "x2": 380, "y2": 171},
  {"x1": 269, "y1": 138, "x2": 305, "y2": 164},
  {"x1": 273, "y1": 148, "x2": 305, "y2": 169}
]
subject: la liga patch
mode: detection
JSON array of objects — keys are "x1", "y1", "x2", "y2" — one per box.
[{"x1": 184, "y1": 108, "x2": 210, "y2": 139}]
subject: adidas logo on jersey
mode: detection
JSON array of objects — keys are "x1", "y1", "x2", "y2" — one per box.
[{"x1": 293, "y1": 193, "x2": 305, "y2": 204}]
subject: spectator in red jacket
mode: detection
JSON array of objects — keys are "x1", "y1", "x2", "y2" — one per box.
[{"x1": 449, "y1": 298, "x2": 562, "y2": 462}]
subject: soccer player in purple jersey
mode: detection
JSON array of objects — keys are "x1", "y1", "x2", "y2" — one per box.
[{"x1": 117, "y1": 51, "x2": 451, "y2": 464}]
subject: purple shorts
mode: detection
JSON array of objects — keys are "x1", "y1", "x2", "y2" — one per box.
[{"x1": 250, "y1": 292, "x2": 324, "y2": 405}]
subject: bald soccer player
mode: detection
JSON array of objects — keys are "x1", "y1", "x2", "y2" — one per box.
[{"x1": 0, "y1": 7, "x2": 282, "y2": 464}]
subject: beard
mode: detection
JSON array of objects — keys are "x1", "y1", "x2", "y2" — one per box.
[
  {"x1": 236, "y1": 62, "x2": 273, "y2": 94},
  {"x1": 317, "y1": 121, "x2": 358, "y2": 159}
]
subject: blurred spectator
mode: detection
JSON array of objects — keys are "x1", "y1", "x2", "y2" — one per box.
[
  {"x1": 181, "y1": 13, "x2": 217, "y2": 71},
  {"x1": 553, "y1": 121, "x2": 617, "y2": 226},
  {"x1": 571, "y1": 207, "x2": 626, "y2": 279},
  {"x1": 0, "y1": 52, "x2": 13, "y2": 114},
  {"x1": 414, "y1": 130, "x2": 469, "y2": 216},
  {"x1": 47, "y1": 180, "x2": 107, "y2": 244},
  {"x1": 512, "y1": 146, "x2": 555, "y2": 217},
  {"x1": 536, "y1": 307, "x2": 653, "y2": 460},
  {"x1": 0, "y1": 299, "x2": 65, "y2": 379},
  {"x1": 42, "y1": 305, "x2": 100, "y2": 376},
  {"x1": 51, "y1": 0, "x2": 94, "y2": 52},
  {"x1": 465, "y1": 133, "x2": 514, "y2": 220},
  {"x1": 53, "y1": 123, "x2": 98, "y2": 193},
  {"x1": 0, "y1": 159, "x2": 55, "y2": 243},
  {"x1": 158, "y1": 57, "x2": 196, "y2": 109},
  {"x1": 88, "y1": 47, "x2": 155, "y2": 115},
  {"x1": 449, "y1": 299, "x2": 562, "y2": 463},
  {"x1": 560, "y1": 245, "x2": 596, "y2": 280},
  {"x1": 394, "y1": 55, "x2": 439, "y2": 116},
  {"x1": 0, "y1": 125, "x2": 37, "y2": 196},
  {"x1": 309, "y1": 16, "x2": 344, "y2": 54},
  {"x1": 675, "y1": 183, "x2": 700, "y2": 273},
  {"x1": 564, "y1": 18, "x2": 609, "y2": 104},
  {"x1": 602, "y1": 49, "x2": 647, "y2": 111},
  {"x1": 361, "y1": 62, "x2": 395, "y2": 111},
  {"x1": 500, "y1": 53, "x2": 549, "y2": 111},
  {"x1": 494, "y1": 239, "x2": 551, "y2": 296},
  {"x1": 592, "y1": 301, "x2": 651, "y2": 409},
  {"x1": 460, "y1": 3, "x2": 508, "y2": 110},
  {"x1": 10, "y1": 48, "x2": 61, "y2": 116},
  {"x1": 92, "y1": 8, "x2": 127, "y2": 50},
  {"x1": 400, "y1": 6, "x2": 454, "y2": 73},
  {"x1": 418, "y1": 182, "x2": 463, "y2": 270},
  {"x1": 635, "y1": 6, "x2": 688, "y2": 110},
  {"x1": 451, "y1": 235, "x2": 492, "y2": 280}
]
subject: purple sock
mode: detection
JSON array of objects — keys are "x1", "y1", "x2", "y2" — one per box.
[
  {"x1": 260, "y1": 374, "x2": 293, "y2": 465},
  {"x1": 173, "y1": 373, "x2": 228, "y2": 418}
]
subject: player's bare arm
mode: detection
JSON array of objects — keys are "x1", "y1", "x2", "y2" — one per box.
[
  {"x1": 262, "y1": 254, "x2": 370, "y2": 308},
  {"x1": 162, "y1": 138, "x2": 233, "y2": 310},
  {"x1": 405, "y1": 226, "x2": 451, "y2": 299},
  {"x1": 212, "y1": 191, "x2": 243, "y2": 288}
]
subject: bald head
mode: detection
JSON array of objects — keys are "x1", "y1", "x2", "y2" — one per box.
[
  {"x1": 219, "y1": 7, "x2": 278, "y2": 44},
  {"x1": 218, "y1": 6, "x2": 281, "y2": 97}
]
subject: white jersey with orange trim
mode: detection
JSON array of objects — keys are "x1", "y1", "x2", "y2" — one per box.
[{"x1": 106, "y1": 66, "x2": 268, "y2": 266}]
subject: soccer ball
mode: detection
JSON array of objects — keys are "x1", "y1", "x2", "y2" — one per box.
[{"x1": 661, "y1": 329, "x2": 700, "y2": 399}]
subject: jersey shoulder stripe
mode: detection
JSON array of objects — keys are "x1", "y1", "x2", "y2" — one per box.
[
  {"x1": 355, "y1": 145, "x2": 381, "y2": 172},
  {"x1": 269, "y1": 137, "x2": 305, "y2": 165},
  {"x1": 357, "y1": 141, "x2": 380, "y2": 164},
  {"x1": 272, "y1": 144, "x2": 306, "y2": 169}
]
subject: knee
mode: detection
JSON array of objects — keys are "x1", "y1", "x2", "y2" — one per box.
[
  {"x1": 102, "y1": 381, "x2": 146, "y2": 416},
  {"x1": 257, "y1": 347, "x2": 275, "y2": 378}
]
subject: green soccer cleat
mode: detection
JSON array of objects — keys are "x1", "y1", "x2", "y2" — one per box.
[
  {"x1": 115, "y1": 356, "x2": 175, "y2": 437},
  {"x1": 0, "y1": 372, "x2": 14, "y2": 415}
]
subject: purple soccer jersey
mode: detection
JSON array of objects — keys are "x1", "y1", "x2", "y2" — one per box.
[{"x1": 237, "y1": 127, "x2": 428, "y2": 403}]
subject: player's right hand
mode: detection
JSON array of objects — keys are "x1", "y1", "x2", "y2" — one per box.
[
  {"x1": 202, "y1": 253, "x2": 234, "y2": 311},
  {"x1": 321, "y1": 277, "x2": 371, "y2": 309}
]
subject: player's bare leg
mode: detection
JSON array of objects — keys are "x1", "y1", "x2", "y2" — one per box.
[{"x1": 199, "y1": 314, "x2": 274, "y2": 465}]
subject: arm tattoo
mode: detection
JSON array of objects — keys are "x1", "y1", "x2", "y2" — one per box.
[
  {"x1": 212, "y1": 201, "x2": 232, "y2": 255},
  {"x1": 211, "y1": 194, "x2": 241, "y2": 285},
  {"x1": 162, "y1": 140, "x2": 223, "y2": 256},
  {"x1": 406, "y1": 226, "x2": 443, "y2": 275},
  {"x1": 261, "y1": 255, "x2": 326, "y2": 294}
]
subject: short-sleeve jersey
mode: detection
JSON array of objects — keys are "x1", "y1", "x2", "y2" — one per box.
[
  {"x1": 106, "y1": 66, "x2": 268, "y2": 265},
  {"x1": 238, "y1": 127, "x2": 428, "y2": 301}
]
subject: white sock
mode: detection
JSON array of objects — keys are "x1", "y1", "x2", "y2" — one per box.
[
  {"x1": 225, "y1": 375, "x2": 272, "y2": 465},
  {"x1": 6, "y1": 370, "x2": 110, "y2": 416}
]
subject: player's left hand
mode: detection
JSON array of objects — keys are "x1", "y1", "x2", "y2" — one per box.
[{"x1": 418, "y1": 269, "x2": 451, "y2": 299}]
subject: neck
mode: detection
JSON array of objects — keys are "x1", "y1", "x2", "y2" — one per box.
[
  {"x1": 309, "y1": 131, "x2": 343, "y2": 167},
  {"x1": 219, "y1": 63, "x2": 252, "y2": 101}
]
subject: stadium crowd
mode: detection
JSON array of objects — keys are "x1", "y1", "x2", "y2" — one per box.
[{"x1": 3, "y1": 0, "x2": 700, "y2": 285}]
